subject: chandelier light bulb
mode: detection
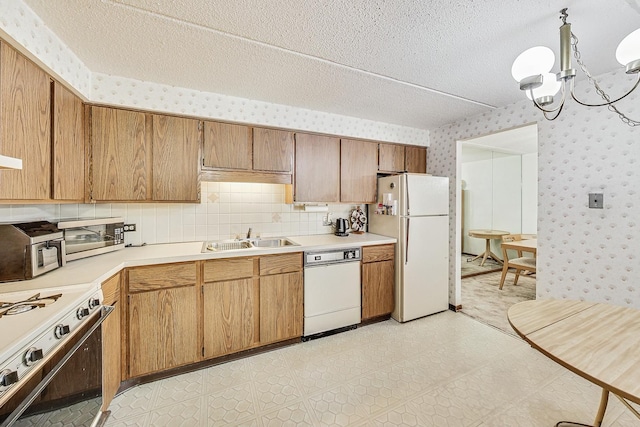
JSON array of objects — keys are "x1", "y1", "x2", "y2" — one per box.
[
  {"x1": 525, "y1": 73, "x2": 562, "y2": 101},
  {"x1": 616, "y1": 28, "x2": 640, "y2": 73},
  {"x1": 511, "y1": 46, "x2": 555, "y2": 82}
]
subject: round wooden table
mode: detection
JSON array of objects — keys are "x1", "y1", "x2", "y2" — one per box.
[
  {"x1": 508, "y1": 299, "x2": 640, "y2": 427},
  {"x1": 467, "y1": 229, "x2": 509, "y2": 266}
]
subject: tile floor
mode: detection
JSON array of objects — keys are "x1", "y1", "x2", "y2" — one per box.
[{"x1": 104, "y1": 311, "x2": 638, "y2": 426}]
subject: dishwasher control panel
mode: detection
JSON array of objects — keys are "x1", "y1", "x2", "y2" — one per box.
[{"x1": 304, "y1": 248, "x2": 361, "y2": 266}]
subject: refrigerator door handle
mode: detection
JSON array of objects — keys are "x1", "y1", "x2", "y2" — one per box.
[
  {"x1": 406, "y1": 177, "x2": 410, "y2": 216},
  {"x1": 405, "y1": 217, "x2": 410, "y2": 265}
]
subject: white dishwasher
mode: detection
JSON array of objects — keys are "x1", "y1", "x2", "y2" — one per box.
[{"x1": 303, "y1": 248, "x2": 361, "y2": 337}]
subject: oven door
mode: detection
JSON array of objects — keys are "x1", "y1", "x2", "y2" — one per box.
[{"x1": 0, "y1": 306, "x2": 113, "y2": 427}]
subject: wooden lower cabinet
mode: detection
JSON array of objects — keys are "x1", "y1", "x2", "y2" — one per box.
[
  {"x1": 362, "y1": 245, "x2": 395, "y2": 320},
  {"x1": 102, "y1": 300, "x2": 121, "y2": 410},
  {"x1": 203, "y1": 278, "x2": 258, "y2": 358},
  {"x1": 101, "y1": 272, "x2": 121, "y2": 410},
  {"x1": 260, "y1": 272, "x2": 303, "y2": 344},
  {"x1": 127, "y1": 285, "x2": 199, "y2": 377}
]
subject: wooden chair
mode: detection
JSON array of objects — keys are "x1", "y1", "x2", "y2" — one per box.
[{"x1": 499, "y1": 234, "x2": 536, "y2": 290}]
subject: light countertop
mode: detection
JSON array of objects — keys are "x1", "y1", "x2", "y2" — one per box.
[{"x1": 0, "y1": 233, "x2": 396, "y2": 294}]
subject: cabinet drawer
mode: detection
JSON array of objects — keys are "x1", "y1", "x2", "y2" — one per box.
[
  {"x1": 260, "y1": 253, "x2": 302, "y2": 276},
  {"x1": 127, "y1": 263, "x2": 196, "y2": 292},
  {"x1": 101, "y1": 272, "x2": 121, "y2": 305},
  {"x1": 203, "y1": 257, "x2": 257, "y2": 282},
  {"x1": 362, "y1": 244, "x2": 395, "y2": 263}
]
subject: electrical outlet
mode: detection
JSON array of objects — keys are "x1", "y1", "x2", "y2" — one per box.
[
  {"x1": 322, "y1": 213, "x2": 332, "y2": 226},
  {"x1": 123, "y1": 224, "x2": 137, "y2": 232},
  {"x1": 589, "y1": 193, "x2": 603, "y2": 209}
]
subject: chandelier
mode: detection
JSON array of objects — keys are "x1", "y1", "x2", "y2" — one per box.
[{"x1": 511, "y1": 8, "x2": 640, "y2": 126}]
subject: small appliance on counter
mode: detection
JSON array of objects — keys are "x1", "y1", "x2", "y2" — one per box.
[
  {"x1": 0, "y1": 221, "x2": 65, "y2": 282},
  {"x1": 334, "y1": 218, "x2": 349, "y2": 236},
  {"x1": 54, "y1": 217, "x2": 125, "y2": 261}
]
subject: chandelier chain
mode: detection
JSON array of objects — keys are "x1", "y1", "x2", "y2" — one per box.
[{"x1": 571, "y1": 33, "x2": 640, "y2": 126}]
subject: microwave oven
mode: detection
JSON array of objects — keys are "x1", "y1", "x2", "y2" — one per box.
[{"x1": 55, "y1": 217, "x2": 125, "y2": 261}]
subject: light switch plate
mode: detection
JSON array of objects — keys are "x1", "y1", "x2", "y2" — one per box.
[{"x1": 589, "y1": 193, "x2": 603, "y2": 209}]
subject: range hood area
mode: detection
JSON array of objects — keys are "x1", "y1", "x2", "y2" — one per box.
[{"x1": 0, "y1": 154, "x2": 22, "y2": 170}]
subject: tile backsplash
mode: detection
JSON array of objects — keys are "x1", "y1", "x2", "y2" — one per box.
[{"x1": 0, "y1": 182, "x2": 361, "y2": 245}]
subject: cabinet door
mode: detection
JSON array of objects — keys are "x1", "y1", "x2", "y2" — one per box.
[
  {"x1": 128, "y1": 286, "x2": 198, "y2": 377},
  {"x1": 90, "y1": 107, "x2": 149, "y2": 201},
  {"x1": 253, "y1": 128, "x2": 293, "y2": 173},
  {"x1": 362, "y1": 260, "x2": 395, "y2": 320},
  {"x1": 378, "y1": 143, "x2": 405, "y2": 173},
  {"x1": 340, "y1": 139, "x2": 377, "y2": 203},
  {"x1": 102, "y1": 300, "x2": 120, "y2": 411},
  {"x1": 203, "y1": 278, "x2": 257, "y2": 358},
  {"x1": 260, "y1": 272, "x2": 303, "y2": 344},
  {"x1": 52, "y1": 82, "x2": 84, "y2": 200},
  {"x1": 0, "y1": 42, "x2": 50, "y2": 200},
  {"x1": 294, "y1": 133, "x2": 340, "y2": 202},
  {"x1": 203, "y1": 121, "x2": 252, "y2": 170},
  {"x1": 405, "y1": 146, "x2": 427, "y2": 173},
  {"x1": 152, "y1": 114, "x2": 200, "y2": 202}
]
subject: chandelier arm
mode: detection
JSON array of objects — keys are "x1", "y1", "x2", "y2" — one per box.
[
  {"x1": 569, "y1": 74, "x2": 640, "y2": 108},
  {"x1": 542, "y1": 101, "x2": 564, "y2": 121},
  {"x1": 529, "y1": 82, "x2": 566, "y2": 113}
]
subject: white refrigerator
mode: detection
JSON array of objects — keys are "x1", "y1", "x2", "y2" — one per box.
[{"x1": 369, "y1": 174, "x2": 450, "y2": 322}]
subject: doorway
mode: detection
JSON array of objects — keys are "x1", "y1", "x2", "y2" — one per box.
[{"x1": 455, "y1": 124, "x2": 538, "y2": 333}]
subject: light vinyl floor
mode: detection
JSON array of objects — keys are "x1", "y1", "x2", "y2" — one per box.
[{"x1": 105, "y1": 311, "x2": 637, "y2": 426}]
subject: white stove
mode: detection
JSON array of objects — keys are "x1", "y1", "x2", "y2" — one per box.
[{"x1": 0, "y1": 283, "x2": 103, "y2": 406}]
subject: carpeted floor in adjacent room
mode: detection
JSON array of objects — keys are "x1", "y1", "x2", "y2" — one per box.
[{"x1": 460, "y1": 270, "x2": 536, "y2": 336}]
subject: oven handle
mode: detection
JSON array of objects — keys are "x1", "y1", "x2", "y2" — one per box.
[{"x1": 0, "y1": 305, "x2": 114, "y2": 427}]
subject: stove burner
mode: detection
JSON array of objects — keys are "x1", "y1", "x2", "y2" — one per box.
[{"x1": 0, "y1": 293, "x2": 62, "y2": 318}]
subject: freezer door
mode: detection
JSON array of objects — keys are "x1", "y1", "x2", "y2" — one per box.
[
  {"x1": 398, "y1": 215, "x2": 449, "y2": 322},
  {"x1": 404, "y1": 174, "x2": 449, "y2": 216}
]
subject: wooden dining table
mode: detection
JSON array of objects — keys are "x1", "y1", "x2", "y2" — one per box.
[
  {"x1": 467, "y1": 229, "x2": 510, "y2": 266},
  {"x1": 508, "y1": 299, "x2": 640, "y2": 426},
  {"x1": 501, "y1": 238, "x2": 537, "y2": 256}
]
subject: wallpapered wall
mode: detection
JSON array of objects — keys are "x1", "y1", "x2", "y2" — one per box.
[
  {"x1": 429, "y1": 69, "x2": 639, "y2": 309},
  {"x1": 0, "y1": 0, "x2": 423, "y2": 243},
  {"x1": 0, "y1": 0, "x2": 430, "y2": 146}
]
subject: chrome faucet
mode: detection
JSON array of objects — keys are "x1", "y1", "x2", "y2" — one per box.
[{"x1": 246, "y1": 227, "x2": 252, "y2": 239}]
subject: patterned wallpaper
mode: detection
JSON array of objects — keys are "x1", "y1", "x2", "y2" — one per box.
[
  {"x1": 429, "y1": 69, "x2": 640, "y2": 309},
  {"x1": 91, "y1": 73, "x2": 430, "y2": 145},
  {"x1": 0, "y1": 0, "x2": 430, "y2": 146},
  {"x1": 3, "y1": 0, "x2": 639, "y2": 310},
  {"x1": 0, "y1": 0, "x2": 91, "y2": 98}
]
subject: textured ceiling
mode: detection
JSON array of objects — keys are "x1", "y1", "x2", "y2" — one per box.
[{"x1": 22, "y1": 0, "x2": 640, "y2": 130}]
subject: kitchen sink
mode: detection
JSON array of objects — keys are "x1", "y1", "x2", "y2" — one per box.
[
  {"x1": 249, "y1": 238, "x2": 299, "y2": 248},
  {"x1": 201, "y1": 237, "x2": 299, "y2": 252},
  {"x1": 202, "y1": 240, "x2": 253, "y2": 252}
]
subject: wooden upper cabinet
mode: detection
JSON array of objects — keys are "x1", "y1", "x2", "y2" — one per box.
[
  {"x1": 203, "y1": 121, "x2": 252, "y2": 170},
  {"x1": 378, "y1": 143, "x2": 405, "y2": 173},
  {"x1": 152, "y1": 114, "x2": 200, "y2": 202},
  {"x1": 0, "y1": 41, "x2": 51, "y2": 200},
  {"x1": 341, "y1": 139, "x2": 377, "y2": 203},
  {"x1": 294, "y1": 133, "x2": 340, "y2": 202},
  {"x1": 52, "y1": 82, "x2": 84, "y2": 201},
  {"x1": 253, "y1": 128, "x2": 293, "y2": 173},
  {"x1": 405, "y1": 146, "x2": 427, "y2": 173},
  {"x1": 90, "y1": 106, "x2": 149, "y2": 201}
]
